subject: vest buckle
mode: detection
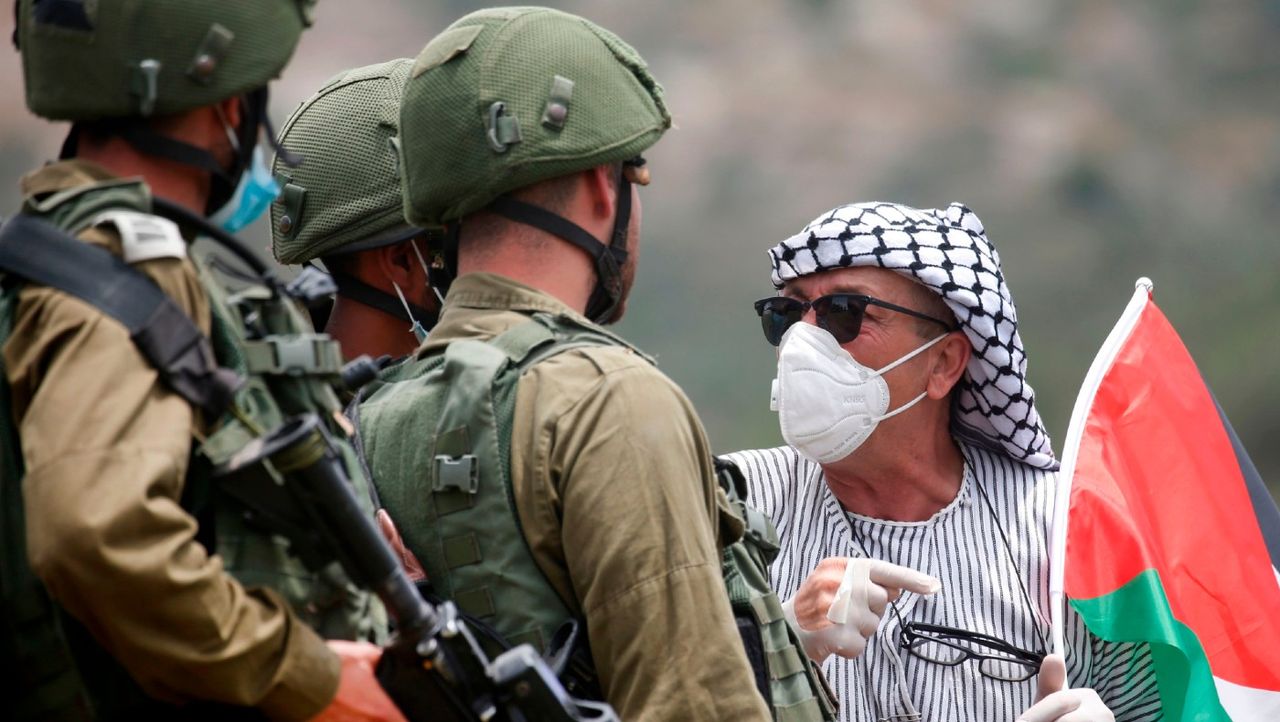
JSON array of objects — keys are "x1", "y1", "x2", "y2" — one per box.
[{"x1": 434, "y1": 454, "x2": 478, "y2": 494}]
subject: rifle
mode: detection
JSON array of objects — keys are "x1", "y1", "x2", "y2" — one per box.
[{"x1": 217, "y1": 412, "x2": 617, "y2": 722}]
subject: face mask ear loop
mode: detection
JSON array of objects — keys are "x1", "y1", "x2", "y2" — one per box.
[
  {"x1": 408, "y1": 237, "x2": 430, "y2": 274},
  {"x1": 865, "y1": 333, "x2": 951, "y2": 424},
  {"x1": 867, "y1": 332, "x2": 950, "y2": 379},
  {"x1": 214, "y1": 102, "x2": 242, "y2": 154},
  {"x1": 391, "y1": 280, "x2": 428, "y2": 342},
  {"x1": 872, "y1": 390, "x2": 930, "y2": 424}
]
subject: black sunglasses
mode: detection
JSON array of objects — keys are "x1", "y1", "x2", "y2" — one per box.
[
  {"x1": 898, "y1": 622, "x2": 1046, "y2": 682},
  {"x1": 753, "y1": 293, "x2": 955, "y2": 346}
]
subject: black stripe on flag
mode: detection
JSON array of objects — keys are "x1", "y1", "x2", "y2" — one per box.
[{"x1": 1211, "y1": 390, "x2": 1280, "y2": 572}]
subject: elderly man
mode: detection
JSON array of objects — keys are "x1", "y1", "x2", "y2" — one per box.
[{"x1": 726, "y1": 202, "x2": 1163, "y2": 721}]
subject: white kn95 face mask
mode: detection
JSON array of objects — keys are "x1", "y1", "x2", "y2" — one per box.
[{"x1": 770, "y1": 322, "x2": 947, "y2": 464}]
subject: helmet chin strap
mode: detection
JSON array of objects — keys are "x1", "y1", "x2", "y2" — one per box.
[
  {"x1": 327, "y1": 269, "x2": 438, "y2": 328},
  {"x1": 63, "y1": 88, "x2": 274, "y2": 216},
  {"x1": 486, "y1": 165, "x2": 632, "y2": 324}
]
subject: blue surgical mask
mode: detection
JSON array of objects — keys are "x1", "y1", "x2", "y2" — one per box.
[{"x1": 210, "y1": 144, "x2": 280, "y2": 233}]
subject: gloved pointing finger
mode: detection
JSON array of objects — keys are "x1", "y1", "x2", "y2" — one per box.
[
  {"x1": 834, "y1": 559, "x2": 941, "y2": 623},
  {"x1": 785, "y1": 557, "x2": 940, "y2": 663},
  {"x1": 866, "y1": 559, "x2": 943, "y2": 596}
]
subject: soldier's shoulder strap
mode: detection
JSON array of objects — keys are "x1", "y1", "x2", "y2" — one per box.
[
  {"x1": 487, "y1": 311, "x2": 649, "y2": 371},
  {"x1": 0, "y1": 213, "x2": 239, "y2": 418}
]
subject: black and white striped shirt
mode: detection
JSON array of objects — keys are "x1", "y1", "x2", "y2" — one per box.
[{"x1": 724, "y1": 442, "x2": 1163, "y2": 722}]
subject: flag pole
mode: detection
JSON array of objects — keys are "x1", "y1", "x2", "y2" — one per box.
[{"x1": 1048, "y1": 277, "x2": 1153, "y2": 659}]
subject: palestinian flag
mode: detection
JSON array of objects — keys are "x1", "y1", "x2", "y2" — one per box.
[{"x1": 1048, "y1": 279, "x2": 1280, "y2": 721}]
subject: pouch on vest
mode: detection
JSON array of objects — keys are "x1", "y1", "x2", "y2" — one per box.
[{"x1": 716, "y1": 456, "x2": 839, "y2": 721}]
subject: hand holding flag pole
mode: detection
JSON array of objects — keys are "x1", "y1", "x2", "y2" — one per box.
[{"x1": 1045, "y1": 276, "x2": 1280, "y2": 721}]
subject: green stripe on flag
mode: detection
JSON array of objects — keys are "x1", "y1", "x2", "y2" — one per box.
[{"x1": 1070, "y1": 569, "x2": 1229, "y2": 722}]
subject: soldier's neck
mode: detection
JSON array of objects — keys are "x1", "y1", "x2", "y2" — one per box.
[
  {"x1": 458, "y1": 232, "x2": 596, "y2": 315},
  {"x1": 75, "y1": 132, "x2": 212, "y2": 215}
]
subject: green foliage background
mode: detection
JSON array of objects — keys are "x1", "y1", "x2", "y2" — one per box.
[{"x1": 2, "y1": 0, "x2": 1277, "y2": 493}]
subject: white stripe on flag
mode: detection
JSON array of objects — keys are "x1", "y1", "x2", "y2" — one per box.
[{"x1": 1215, "y1": 676, "x2": 1280, "y2": 721}]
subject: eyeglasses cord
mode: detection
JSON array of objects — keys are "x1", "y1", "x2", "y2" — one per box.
[
  {"x1": 843, "y1": 454, "x2": 1049, "y2": 720},
  {"x1": 970, "y1": 473, "x2": 1051, "y2": 654},
  {"x1": 848, "y1": 518, "x2": 925, "y2": 722}
]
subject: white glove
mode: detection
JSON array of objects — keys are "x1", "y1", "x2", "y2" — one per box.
[
  {"x1": 1018, "y1": 654, "x2": 1115, "y2": 722},
  {"x1": 783, "y1": 558, "x2": 940, "y2": 662}
]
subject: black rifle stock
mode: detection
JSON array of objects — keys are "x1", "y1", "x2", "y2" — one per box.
[{"x1": 217, "y1": 413, "x2": 617, "y2": 722}]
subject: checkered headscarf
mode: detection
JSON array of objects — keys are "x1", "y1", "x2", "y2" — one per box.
[{"x1": 768, "y1": 201, "x2": 1057, "y2": 470}]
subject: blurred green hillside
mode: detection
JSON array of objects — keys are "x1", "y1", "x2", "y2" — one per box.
[{"x1": 3, "y1": 0, "x2": 1277, "y2": 493}]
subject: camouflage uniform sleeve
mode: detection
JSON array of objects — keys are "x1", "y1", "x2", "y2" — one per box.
[
  {"x1": 512, "y1": 348, "x2": 771, "y2": 722},
  {"x1": 2, "y1": 229, "x2": 339, "y2": 721}
]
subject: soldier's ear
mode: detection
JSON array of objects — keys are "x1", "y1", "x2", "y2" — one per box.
[
  {"x1": 583, "y1": 164, "x2": 617, "y2": 221},
  {"x1": 221, "y1": 96, "x2": 242, "y2": 131},
  {"x1": 376, "y1": 242, "x2": 415, "y2": 287}
]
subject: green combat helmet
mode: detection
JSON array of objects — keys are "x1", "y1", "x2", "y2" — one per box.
[
  {"x1": 271, "y1": 58, "x2": 423, "y2": 264},
  {"x1": 398, "y1": 6, "x2": 672, "y2": 323},
  {"x1": 17, "y1": 0, "x2": 314, "y2": 121},
  {"x1": 16, "y1": 0, "x2": 317, "y2": 223}
]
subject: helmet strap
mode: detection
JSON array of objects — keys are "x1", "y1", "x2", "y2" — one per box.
[
  {"x1": 328, "y1": 269, "x2": 438, "y2": 328},
  {"x1": 82, "y1": 87, "x2": 274, "y2": 215},
  {"x1": 488, "y1": 166, "x2": 631, "y2": 324},
  {"x1": 114, "y1": 120, "x2": 233, "y2": 179},
  {"x1": 58, "y1": 123, "x2": 81, "y2": 160}
]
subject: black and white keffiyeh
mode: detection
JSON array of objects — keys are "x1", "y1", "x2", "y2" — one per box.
[{"x1": 767, "y1": 201, "x2": 1057, "y2": 470}]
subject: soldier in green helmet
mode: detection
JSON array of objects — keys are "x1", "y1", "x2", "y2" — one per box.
[
  {"x1": 1, "y1": 2, "x2": 404, "y2": 720},
  {"x1": 360, "y1": 8, "x2": 834, "y2": 720},
  {"x1": 270, "y1": 58, "x2": 444, "y2": 362}
]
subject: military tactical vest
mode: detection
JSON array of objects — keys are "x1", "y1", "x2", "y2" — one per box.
[
  {"x1": 716, "y1": 457, "x2": 838, "y2": 721},
  {"x1": 359, "y1": 312, "x2": 836, "y2": 720},
  {"x1": 0, "y1": 176, "x2": 383, "y2": 720}
]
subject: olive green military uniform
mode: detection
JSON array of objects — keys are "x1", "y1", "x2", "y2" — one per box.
[
  {"x1": 3, "y1": 160, "x2": 337, "y2": 719},
  {"x1": 410, "y1": 272, "x2": 771, "y2": 721},
  {"x1": 380, "y1": 8, "x2": 791, "y2": 719}
]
